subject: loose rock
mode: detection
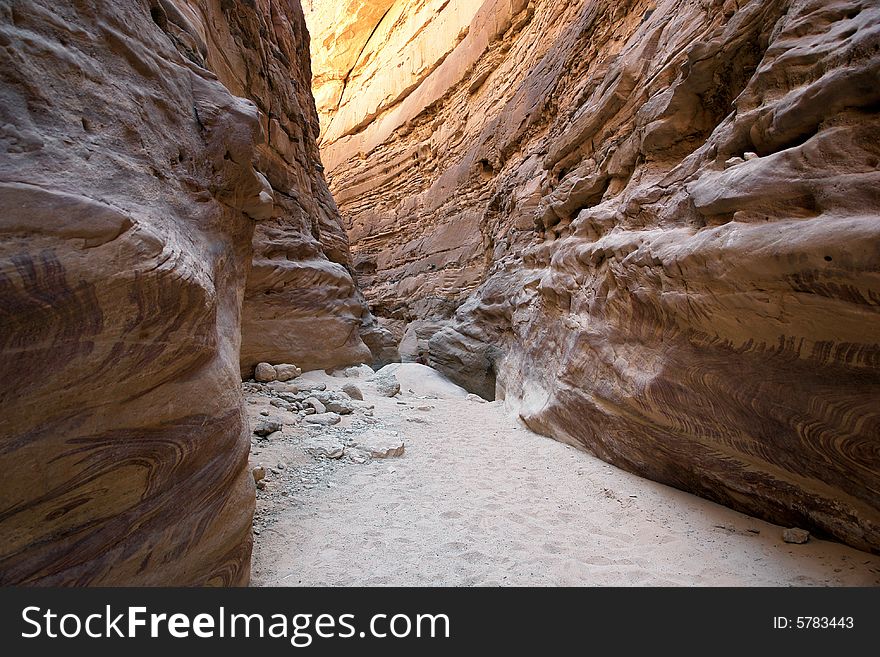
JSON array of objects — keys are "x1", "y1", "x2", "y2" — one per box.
[
  {"x1": 274, "y1": 363, "x2": 302, "y2": 381},
  {"x1": 371, "y1": 374, "x2": 401, "y2": 397},
  {"x1": 301, "y1": 434, "x2": 345, "y2": 459},
  {"x1": 304, "y1": 412, "x2": 342, "y2": 426},
  {"x1": 341, "y1": 383, "x2": 364, "y2": 400},
  {"x1": 324, "y1": 395, "x2": 355, "y2": 415},
  {"x1": 355, "y1": 430, "x2": 405, "y2": 458},
  {"x1": 255, "y1": 362, "x2": 277, "y2": 382},
  {"x1": 783, "y1": 528, "x2": 810, "y2": 544},
  {"x1": 253, "y1": 419, "x2": 283, "y2": 436}
]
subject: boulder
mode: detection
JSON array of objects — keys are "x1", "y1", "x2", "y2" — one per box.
[
  {"x1": 274, "y1": 364, "x2": 302, "y2": 381},
  {"x1": 255, "y1": 363, "x2": 277, "y2": 383}
]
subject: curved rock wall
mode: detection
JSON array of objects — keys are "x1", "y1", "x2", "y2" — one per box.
[
  {"x1": 171, "y1": 0, "x2": 372, "y2": 375},
  {"x1": 311, "y1": 0, "x2": 880, "y2": 551},
  {"x1": 0, "y1": 0, "x2": 357, "y2": 584}
]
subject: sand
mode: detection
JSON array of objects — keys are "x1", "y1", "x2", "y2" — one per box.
[{"x1": 247, "y1": 369, "x2": 880, "y2": 586}]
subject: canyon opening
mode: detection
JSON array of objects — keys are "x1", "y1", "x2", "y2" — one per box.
[{"x1": 0, "y1": 0, "x2": 878, "y2": 589}]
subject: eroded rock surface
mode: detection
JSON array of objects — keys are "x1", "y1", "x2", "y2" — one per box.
[
  {"x1": 169, "y1": 0, "x2": 372, "y2": 375},
  {"x1": 310, "y1": 0, "x2": 880, "y2": 551},
  {"x1": 0, "y1": 0, "x2": 357, "y2": 584}
]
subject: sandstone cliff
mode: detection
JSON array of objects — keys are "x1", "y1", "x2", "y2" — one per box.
[
  {"x1": 310, "y1": 0, "x2": 880, "y2": 551},
  {"x1": 173, "y1": 0, "x2": 373, "y2": 375},
  {"x1": 0, "y1": 0, "x2": 359, "y2": 584}
]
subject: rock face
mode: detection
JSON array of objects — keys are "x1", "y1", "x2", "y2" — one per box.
[
  {"x1": 178, "y1": 0, "x2": 372, "y2": 375},
  {"x1": 309, "y1": 0, "x2": 880, "y2": 551},
  {"x1": 0, "y1": 0, "x2": 354, "y2": 584}
]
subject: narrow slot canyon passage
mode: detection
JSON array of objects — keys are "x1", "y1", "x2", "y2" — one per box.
[
  {"x1": 1, "y1": 0, "x2": 878, "y2": 589},
  {"x1": 242, "y1": 0, "x2": 880, "y2": 586}
]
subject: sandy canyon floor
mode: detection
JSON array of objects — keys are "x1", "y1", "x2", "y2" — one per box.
[{"x1": 247, "y1": 368, "x2": 880, "y2": 587}]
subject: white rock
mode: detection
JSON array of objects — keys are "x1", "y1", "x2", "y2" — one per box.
[
  {"x1": 369, "y1": 373, "x2": 401, "y2": 397},
  {"x1": 324, "y1": 395, "x2": 355, "y2": 414},
  {"x1": 301, "y1": 434, "x2": 345, "y2": 459},
  {"x1": 304, "y1": 412, "x2": 341, "y2": 426},
  {"x1": 355, "y1": 430, "x2": 405, "y2": 458},
  {"x1": 373, "y1": 363, "x2": 467, "y2": 399},
  {"x1": 332, "y1": 364, "x2": 374, "y2": 378},
  {"x1": 467, "y1": 393, "x2": 487, "y2": 403}
]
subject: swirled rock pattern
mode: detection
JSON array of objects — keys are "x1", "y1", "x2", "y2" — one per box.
[
  {"x1": 0, "y1": 0, "x2": 359, "y2": 584},
  {"x1": 311, "y1": 0, "x2": 880, "y2": 551}
]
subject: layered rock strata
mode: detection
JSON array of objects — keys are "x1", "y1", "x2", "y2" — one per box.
[
  {"x1": 311, "y1": 0, "x2": 880, "y2": 551},
  {"x1": 0, "y1": 0, "x2": 359, "y2": 584},
  {"x1": 171, "y1": 0, "x2": 372, "y2": 375}
]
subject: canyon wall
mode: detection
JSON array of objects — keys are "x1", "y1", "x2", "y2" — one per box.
[
  {"x1": 0, "y1": 0, "x2": 357, "y2": 584},
  {"x1": 177, "y1": 0, "x2": 373, "y2": 375},
  {"x1": 311, "y1": 0, "x2": 880, "y2": 551}
]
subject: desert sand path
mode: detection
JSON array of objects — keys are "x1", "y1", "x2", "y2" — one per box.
[{"x1": 248, "y1": 369, "x2": 880, "y2": 586}]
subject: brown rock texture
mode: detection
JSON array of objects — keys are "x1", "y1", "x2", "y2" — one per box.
[
  {"x1": 311, "y1": 0, "x2": 880, "y2": 551},
  {"x1": 0, "y1": 0, "x2": 357, "y2": 584},
  {"x1": 170, "y1": 0, "x2": 372, "y2": 375}
]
